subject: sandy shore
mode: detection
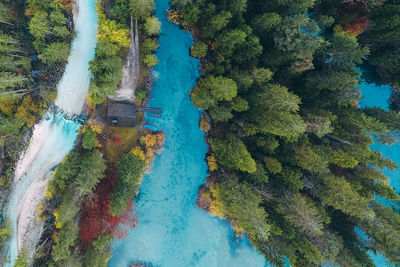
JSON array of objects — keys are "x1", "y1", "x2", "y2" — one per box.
[
  {"x1": 11, "y1": 119, "x2": 53, "y2": 256},
  {"x1": 16, "y1": 175, "x2": 48, "y2": 258},
  {"x1": 14, "y1": 120, "x2": 50, "y2": 185}
]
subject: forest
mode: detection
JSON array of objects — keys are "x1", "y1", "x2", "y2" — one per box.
[{"x1": 167, "y1": 0, "x2": 400, "y2": 266}]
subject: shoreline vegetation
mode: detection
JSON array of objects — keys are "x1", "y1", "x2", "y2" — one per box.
[
  {"x1": 169, "y1": 0, "x2": 400, "y2": 266},
  {"x1": 9, "y1": 0, "x2": 165, "y2": 265},
  {"x1": 0, "y1": 0, "x2": 74, "y2": 263}
]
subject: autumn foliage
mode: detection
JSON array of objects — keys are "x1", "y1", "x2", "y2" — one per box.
[
  {"x1": 207, "y1": 154, "x2": 218, "y2": 171},
  {"x1": 24, "y1": 7, "x2": 37, "y2": 17},
  {"x1": 0, "y1": 95, "x2": 18, "y2": 116},
  {"x1": 338, "y1": 0, "x2": 370, "y2": 35},
  {"x1": 58, "y1": 0, "x2": 72, "y2": 11},
  {"x1": 15, "y1": 95, "x2": 43, "y2": 127},
  {"x1": 196, "y1": 177, "x2": 220, "y2": 216},
  {"x1": 79, "y1": 168, "x2": 137, "y2": 242},
  {"x1": 140, "y1": 132, "x2": 165, "y2": 166},
  {"x1": 200, "y1": 115, "x2": 211, "y2": 132},
  {"x1": 87, "y1": 119, "x2": 104, "y2": 134},
  {"x1": 342, "y1": 16, "x2": 370, "y2": 35},
  {"x1": 167, "y1": 9, "x2": 180, "y2": 24}
]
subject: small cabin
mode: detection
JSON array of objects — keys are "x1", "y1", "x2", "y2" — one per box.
[{"x1": 107, "y1": 102, "x2": 137, "y2": 127}]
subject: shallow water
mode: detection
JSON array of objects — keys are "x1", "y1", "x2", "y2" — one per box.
[
  {"x1": 5, "y1": 0, "x2": 97, "y2": 265},
  {"x1": 359, "y1": 79, "x2": 399, "y2": 267},
  {"x1": 109, "y1": 0, "x2": 267, "y2": 266}
]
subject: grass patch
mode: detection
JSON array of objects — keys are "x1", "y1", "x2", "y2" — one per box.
[{"x1": 104, "y1": 126, "x2": 140, "y2": 162}]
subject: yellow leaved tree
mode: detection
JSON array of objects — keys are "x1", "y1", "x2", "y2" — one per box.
[
  {"x1": 207, "y1": 154, "x2": 218, "y2": 171},
  {"x1": 96, "y1": 2, "x2": 129, "y2": 48}
]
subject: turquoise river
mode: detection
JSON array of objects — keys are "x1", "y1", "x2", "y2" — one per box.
[{"x1": 109, "y1": 0, "x2": 267, "y2": 266}]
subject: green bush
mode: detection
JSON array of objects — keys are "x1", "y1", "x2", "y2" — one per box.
[
  {"x1": 82, "y1": 128, "x2": 98, "y2": 150},
  {"x1": 143, "y1": 54, "x2": 159, "y2": 67},
  {"x1": 135, "y1": 87, "x2": 147, "y2": 99},
  {"x1": 190, "y1": 42, "x2": 208, "y2": 58}
]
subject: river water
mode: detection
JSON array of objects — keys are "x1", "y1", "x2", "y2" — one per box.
[
  {"x1": 5, "y1": 0, "x2": 97, "y2": 265},
  {"x1": 109, "y1": 0, "x2": 267, "y2": 266}
]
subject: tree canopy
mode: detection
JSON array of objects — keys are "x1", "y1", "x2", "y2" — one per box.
[{"x1": 180, "y1": 0, "x2": 400, "y2": 265}]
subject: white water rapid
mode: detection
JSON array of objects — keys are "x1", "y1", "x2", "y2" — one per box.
[{"x1": 4, "y1": 0, "x2": 98, "y2": 265}]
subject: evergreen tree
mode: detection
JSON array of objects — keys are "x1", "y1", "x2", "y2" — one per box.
[
  {"x1": 244, "y1": 84, "x2": 306, "y2": 140},
  {"x1": 209, "y1": 134, "x2": 256, "y2": 173}
]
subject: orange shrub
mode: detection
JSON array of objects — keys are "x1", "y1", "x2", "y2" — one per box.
[
  {"x1": 140, "y1": 134, "x2": 157, "y2": 147},
  {"x1": 232, "y1": 224, "x2": 244, "y2": 237},
  {"x1": 200, "y1": 116, "x2": 211, "y2": 132},
  {"x1": 25, "y1": 7, "x2": 37, "y2": 17},
  {"x1": 58, "y1": 0, "x2": 72, "y2": 11},
  {"x1": 155, "y1": 132, "x2": 165, "y2": 147}
]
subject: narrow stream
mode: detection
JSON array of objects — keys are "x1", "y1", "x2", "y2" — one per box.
[
  {"x1": 5, "y1": 0, "x2": 97, "y2": 265},
  {"x1": 109, "y1": 0, "x2": 267, "y2": 266}
]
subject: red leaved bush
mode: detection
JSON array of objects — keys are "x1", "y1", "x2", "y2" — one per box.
[
  {"x1": 342, "y1": 17, "x2": 370, "y2": 35},
  {"x1": 338, "y1": 0, "x2": 370, "y2": 35},
  {"x1": 79, "y1": 167, "x2": 137, "y2": 242}
]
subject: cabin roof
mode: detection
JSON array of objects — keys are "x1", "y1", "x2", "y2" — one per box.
[
  {"x1": 107, "y1": 102, "x2": 137, "y2": 119},
  {"x1": 106, "y1": 102, "x2": 137, "y2": 127}
]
